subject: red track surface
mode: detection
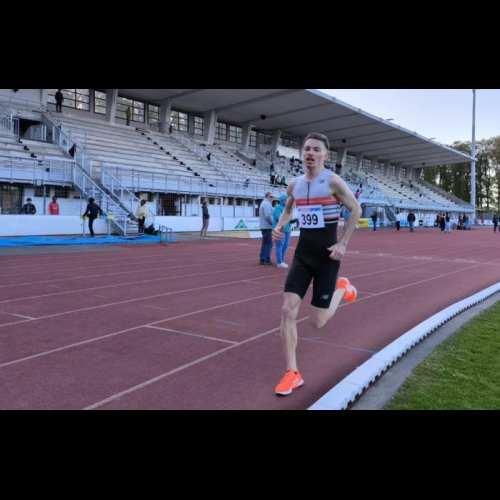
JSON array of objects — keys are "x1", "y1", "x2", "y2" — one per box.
[{"x1": 0, "y1": 227, "x2": 499, "y2": 410}]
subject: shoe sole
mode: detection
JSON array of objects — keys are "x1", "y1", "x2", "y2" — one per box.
[{"x1": 276, "y1": 379, "x2": 304, "y2": 396}]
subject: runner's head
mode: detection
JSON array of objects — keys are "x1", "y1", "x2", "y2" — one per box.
[{"x1": 303, "y1": 133, "x2": 330, "y2": 170}]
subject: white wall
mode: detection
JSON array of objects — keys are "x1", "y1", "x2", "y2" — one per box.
[
  {"x1": 0, "y1": 216, "x2": 111, "y2": 237},
  {"x1": 182, "y1": 203, "x2": 254, "y2": 218},
  {"x1": 0, "y1": 215, "x2": 261, "y2": 237},
  {"x1": 155, "y1": 216, "x2": 282, "y2": 233},
  {"x1": 155, "y1": 216, "x2": 222, "y2": 233},
  {"x1": 12, "y1": 188, "x2": 86, "y2": 216}
]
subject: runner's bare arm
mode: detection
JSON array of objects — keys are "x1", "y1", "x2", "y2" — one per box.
[
  {"x1": 273, "y1": 181, "x2": 296, "y2": 243},
  {"x1": 328, "y1": 175, "x2": 362, "y2": 260}
]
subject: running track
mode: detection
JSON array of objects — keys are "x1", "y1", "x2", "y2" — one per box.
[{"x1": 0, "y1": 227, "x2": 498, "y2": 410}]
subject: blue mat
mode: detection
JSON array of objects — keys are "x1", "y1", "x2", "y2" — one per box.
[{"x1": 0, "y1": 235, "x2": 178, "y2": 248}]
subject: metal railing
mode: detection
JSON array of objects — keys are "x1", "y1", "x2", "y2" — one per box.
[
  {"x1": 344, "y1": 178, "x2": 470, "y2": 213},
  {"x1": 159, "y1": 225, "x2": 173, "y2": 245},
  {"x1": 258, "y1": 144, "x2": 274, "y2": 156},
  {"x1": 66, "y1": 128, "x2": 88, "y2": 149},
  {"x1": 101, "y1": 166, "x2": 156, "y2": 227},
  {"x1": 236, "y1": 146, "x2": 257, "y2": 162},
  {"x1": 146, "y1": 127, "x2": 285, "y2": 186},
  {"x1": 418, "y1": 179, "x2": 473, "y2": 209},
  {"x1": 102, "y1": 163, "x2": 287, "y2": 199},
  {"x1": 0, "y1": 154, "x2": 75, "y2": 184},
  {"x1": 170, "y1": 129, "x2": 248, "y2": 183},
  {"x1": 149, "y1": 123, "x2": 162, "y2": 133},
  {"x1": 0, "y1": 154, "x2": 128, "y2": 228},
  {"x1": 0, "y1": 97, "x2": 144, "y2": 234},
  {"x1": 0, "y1": 101, "x2": 11, "y2": 114},
  {"x1": 0, "y1": 97, "x2": 19, "y2": 139},
  {"x1": 354, "y1": 167, "x2": 474, "y2": 213},
  {"x1": 71, "y1": 166, "x2": 131, "y2": 235},
  {"x1": 0, "y1": 116, "x2": 19, "y2": 138},
  {"x1": 0, "y1": 96, "x2": 61, "y2": 122}
]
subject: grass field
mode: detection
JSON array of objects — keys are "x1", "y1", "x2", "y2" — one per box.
[{"x1": 385, "y1": 302, "x2": 500, "y2": 410}]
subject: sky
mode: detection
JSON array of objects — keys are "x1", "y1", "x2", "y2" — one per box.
[{"x1": 317, "y1": 89, "x2": 499, "y2": 145}]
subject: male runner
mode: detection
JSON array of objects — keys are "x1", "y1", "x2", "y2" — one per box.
[{"x1": 273, "y1": 133, "x2": 362, "y2": 396}]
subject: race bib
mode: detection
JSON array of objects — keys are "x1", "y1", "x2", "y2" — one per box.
[{"x1": 298, "y1": 205, "x2": 325, "y2": 229}]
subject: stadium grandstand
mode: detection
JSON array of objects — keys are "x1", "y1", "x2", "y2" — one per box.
[{"x1": 0, "y1": 89, "x2": 475, "y2": 238}]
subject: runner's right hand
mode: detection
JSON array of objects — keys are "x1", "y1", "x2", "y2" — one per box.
[{"x1": 273, "y1": 226, "x2": 284, "y2": 243}]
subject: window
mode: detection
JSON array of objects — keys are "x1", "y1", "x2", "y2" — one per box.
[
  {"x1": 258, "y1": 132, "x2": 272, "y2": 146},
  {"x1": 215, "y1": 122, "x2": 227, "y2": 141},
  {"x1": 250, "y1": 131, "x2": 257, "y2": 148},
  {"x1": 117, "y1": 97, "x2": 145, "y2": 123},
  {"x1": 346, "y1": 154, "x2": 356, "y2": 170},
  {"x1": 48, "y1": 89, "x2": 90, "y2": 111},
  {"x1": 280, "y1": 137, "x2": 299, "y2": 149},
  {"x1": 170, "y1": 111, "x2": 189, "y2": 132},
  {"x1": 34, "y1": 185, "x2": 50, "y2": 198},
  {"x1": 94, "y1": 90, "x2": 107, "y2": 115},
  {"x1": 194, "y1": 116, "x2": 204, "y2": 136},
  {"x1": 148, "y1": 105, "x2": 160, "y2": 124},
  {"x1": 229, "y1": 125, "x2": 243, "y2": 144},
  {"x1": 54, "y1": 186, "x2": 71, "y2": 199},
  {"x1": 0, "y1": 184, "x2": 23, "y2": 214}
]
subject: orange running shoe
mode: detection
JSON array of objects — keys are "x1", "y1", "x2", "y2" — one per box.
[
  {"x1": 275, "y1": 371, "x2": 304, "y2": 396},
  {"x1": 337, "y1": 277, "x2": 358, "y2": 303}
]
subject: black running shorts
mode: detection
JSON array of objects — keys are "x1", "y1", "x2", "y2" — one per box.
[{"x1": 284, "y1": 225, "x2": 341, "y2": 309}]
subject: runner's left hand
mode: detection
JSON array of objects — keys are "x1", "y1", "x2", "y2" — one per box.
[{"x1": 328, "y1": 243, "x2": 346, "y2": 261}]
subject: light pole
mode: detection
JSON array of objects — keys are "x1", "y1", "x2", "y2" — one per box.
[{"x1": 471, "y1": 89, "x2": 477, "y2": 220}]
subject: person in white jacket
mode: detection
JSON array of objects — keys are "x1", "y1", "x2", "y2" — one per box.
[
  {"x1": 137, "y1": 200, "x2": 148, "y2": 234},
  {"x1": 395, "y1": 210, "x2": 402, "y2": 231}
]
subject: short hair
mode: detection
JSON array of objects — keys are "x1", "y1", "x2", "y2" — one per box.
[{"x1": 304, "y1": 132, "x2": 330, "y2": 151}]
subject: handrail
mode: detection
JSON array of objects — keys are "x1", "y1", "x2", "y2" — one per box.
[
  {"x1": 102, "y1": 162, "x2": 287, "y2": 199},
  {"x1": 170, "y1": 129, "x2": 247, "y2": 183},
  {"x1": 100, "y1": 166, "x2": 156, "y2": 226}
]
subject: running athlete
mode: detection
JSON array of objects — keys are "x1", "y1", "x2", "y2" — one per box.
[{"x1": 273, "y1": 133, "x2": 362, "y2": 396}]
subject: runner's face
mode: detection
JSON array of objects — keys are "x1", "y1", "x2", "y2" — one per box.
[{"x1": 303, "y1": 139, "x2": 328, "y2": 169}]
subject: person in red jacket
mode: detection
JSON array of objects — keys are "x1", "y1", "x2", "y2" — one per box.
[{"x1": 49, "y1": 196, "x2": 60, "y2": 215}]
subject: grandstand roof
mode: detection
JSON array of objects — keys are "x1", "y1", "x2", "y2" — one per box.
[{"x1": 120, "y1": 89, "x2": 475, "y2": 167}]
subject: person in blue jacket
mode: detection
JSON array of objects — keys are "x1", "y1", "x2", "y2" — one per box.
[{"x1": 273, "y1": 194, "x2": 293, "y2": 269}]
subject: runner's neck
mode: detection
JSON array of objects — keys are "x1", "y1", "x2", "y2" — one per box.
[{"x1": 305, "y1": 166, "x2": 326, "y2": 182}]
